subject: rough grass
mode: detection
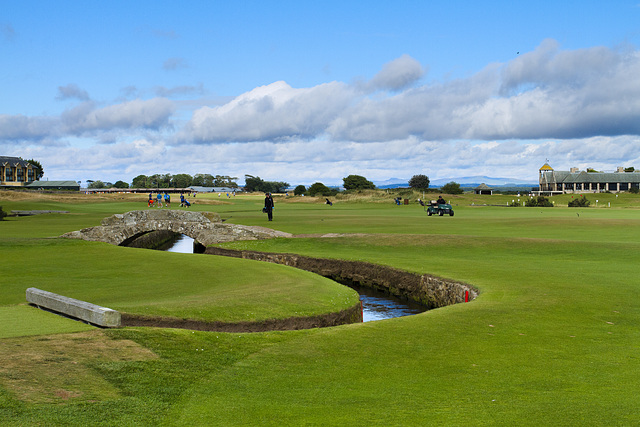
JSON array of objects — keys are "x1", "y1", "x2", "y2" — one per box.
[{"x1": 3, "y1": 190, "x2": 640, "y2": 425}]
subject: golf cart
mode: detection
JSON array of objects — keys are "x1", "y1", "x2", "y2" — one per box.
[{"x1": 426, "y1": 200, "x2": 454, "y2": 216}]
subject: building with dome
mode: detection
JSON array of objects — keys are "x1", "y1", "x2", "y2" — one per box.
[{"x1": 538, "y1": 162, "x2": 640, "y2": 194}]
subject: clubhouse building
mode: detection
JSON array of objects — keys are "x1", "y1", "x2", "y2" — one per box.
[{"x1": 538, "y1": 163, "x2": 640, "y2": 194}]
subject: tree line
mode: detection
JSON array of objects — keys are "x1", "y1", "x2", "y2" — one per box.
[
  {"x1": 87, "y1": 173, "x2": 239, "y2": 189},
  {"x1": 84, "y1": 171, "x2": 467, "y2": 195}
]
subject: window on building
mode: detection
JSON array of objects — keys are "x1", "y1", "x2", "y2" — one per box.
[{"x1": 5, "y1": 167, "x2": 14, "y2": 181}]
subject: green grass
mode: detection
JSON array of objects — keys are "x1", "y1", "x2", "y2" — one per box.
[
  {"x1": 2, "y1": 191, "x2": 640, "y2": 425},
  {"x1": 0, "y1": 306, "x2": 94, "y2": 338}
]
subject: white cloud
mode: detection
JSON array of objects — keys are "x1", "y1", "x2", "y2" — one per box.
[
  {"x1": 56, "y1": 84, "x2": 90, "y2": 101},
  {"x1": 61, "y1": 98, "x2": 174, "y2": 134},
  {"x1": 182, "y1": 81, "x2": 354, "y2": 142},
  {"x1": 0, "y1": 114, "x2": 57, "y2": 140},
  {"x1": 5, "y1": 44, "x2": 640, "y2": 185},
  {"x1": 366, "y1": 54, "x2": 425, "y2": 92}
]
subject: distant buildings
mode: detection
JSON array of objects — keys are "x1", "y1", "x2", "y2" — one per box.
[
  {"x1": 538, "y1": 163, "x2": 640, "y2": 194},
  {"x1": 0, "y1": 156, "x2": 37, "y2": 187},
  {"x1": 1, "y1": 156, "x2": 80, "y2": 191}
]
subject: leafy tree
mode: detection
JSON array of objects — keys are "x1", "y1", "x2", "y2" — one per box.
[
  {"x1": 26, "y1": 159, "x2": 44, "y2": 180},
  {"x1": 131, "y1": 175, "x2": 149, "y2": 188},
  {"x1": 267, "y1": 181, "x2": 290, "y2": 193},
  {"x1": 624, "y1": 167, "x2": 635, "y2": 172},
  {"x1": 88, "y1": 180, "x2": 105, "y2": 189},
  {"x1": 343, "y1": 175, "x2": 375, "y2": 190},
  {"x1": 244, "y1": 175, "x2": 289, "y2": 193},
  {"x1": 244, "y1": 175, "x2": 264, "y2": 192},
  {"x1": 192, "y1": 173, "x2": 214, "y2": 187},
  {"x1": 171, "y1": 174, "x2": 193, "y2": 188},
  {"x1": 440, "y1": 181, "x2": 463, "y2": 194},
  {"x1": 148, "y1": 174, "x2": 160, "y2": 188},
  {"x1": 160, "y1": 174, "x2": 173, "y2": 188},
  {"x1": 114, "y1": 180, "x2": 129, "y2": 189},
  {"x1": 408, "y1": 174, "x2": 430, "y2": 190},
  {"x1": 586, "y1": 168, "x2": 599, "y2": 173},
  {"x1": 293, "y1": 185, "x2": 306, "y2": 196},
  {"x1": 213, "y1": 175, "x2": 239, "y2": 187},
  {"x1": 307, "y1": 182, "x2": 334, "y2": 196}
]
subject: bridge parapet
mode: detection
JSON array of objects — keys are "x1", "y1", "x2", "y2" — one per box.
[{"x1": 62, "y1": 210, "x2": 291, "y2": 246}]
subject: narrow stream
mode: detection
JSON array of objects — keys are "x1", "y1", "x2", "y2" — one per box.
[{"x1": 165, "y1": 234, "x2": 426, "y2": 322}]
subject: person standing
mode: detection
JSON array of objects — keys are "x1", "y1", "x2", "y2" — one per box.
[
  {"x1": 164, "y1": 192, "x2": 170, "y2": 207},
  {"x1": 264, "y1": 192, "x2": 274, "y2": 221},
  {"x1": 156, "y1": 192, "x2": 163, "y2": 208}
]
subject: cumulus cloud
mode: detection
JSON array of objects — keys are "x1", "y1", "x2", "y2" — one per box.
[
  {"x1": 56, "y1": 83, "x2": 90, "y2": 101},
  {"x1": 61, "y1": 98, "x2": 174, "y2": 134},
  {"x1": 332, "y1": 43, "x2": 640, "y2": 142},
  {"x1": 7, "y1": 44, "x2": 640, "y2": 185},
  {"x1": 182, "y1": 80, "x2": 355, "y2": 142},
  {"x1": 177, "y1": 43, "x2": 640, "y2": 145},
  {"x1": 366, "y1": 54, "x2": 425, "y2": 92},
  {"x1": 0, "y1": 114, "x2": 57, "y2": 141}
]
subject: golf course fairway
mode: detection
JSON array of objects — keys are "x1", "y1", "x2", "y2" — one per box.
[{"x1": 1, "y1": 190, "x2": 639, "y2": 425}]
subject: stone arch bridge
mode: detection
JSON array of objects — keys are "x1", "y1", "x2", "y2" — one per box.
[{"x1": 62, "y1": 210, "x2": 292, "y2": 247}]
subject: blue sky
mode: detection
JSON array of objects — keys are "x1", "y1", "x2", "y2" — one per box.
[{"x1": 2, "y1": 1, "x2": 640, "y2": 186}]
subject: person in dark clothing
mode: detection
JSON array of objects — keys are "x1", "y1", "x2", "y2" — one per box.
[
  {"x1": 436, "y1": 195, "x2": 446, "y2": 205},
  {"x1": 264, "y1": 193, "x2": 274, "y2": 221}
]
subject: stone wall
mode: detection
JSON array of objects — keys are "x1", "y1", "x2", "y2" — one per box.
[{"x1": 205, "y1": 247, "x2": 478, "y2": 309}]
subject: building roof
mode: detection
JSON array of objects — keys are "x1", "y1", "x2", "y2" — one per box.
[
  {"x1": 474, "y1": 183, "x2": 493, "y2": 190},
  {"x1": 25, "y1": 180, "x2": 80, "y2": 189},
  {"x1": 541, "y1": 170, "x2": 640, "y2": 184},
  {"x1": 539, "y1": 163, "x2": 554, "y2": 171},
  {"x1": 188, "y1": 186, "x2": 238, "y2": 193},
  {"x1": 0, "y1": 156, "x2": 33, "y2": 167}
]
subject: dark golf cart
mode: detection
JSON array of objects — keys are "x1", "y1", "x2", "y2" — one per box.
[{"x1": 426, "y1": 200, "x2": 454, "y2": 216}]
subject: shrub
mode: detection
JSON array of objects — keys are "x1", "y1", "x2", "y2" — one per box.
[
  {"x1": 525, "y1": 196, "x2": 554, "y2": 207},
  {"x1": 343, "y1": 175, "x2": 375, "y2": 190},
  {"x1": 440, "y1": 182, "x2": 463, "y2": 194},
  {"x1": 630, "y1": 187, "x2": 639, "y2": 194},
  {"x1": 0, "y1": 206, "x2": 7, "y2": 221},
  {"x1": 293, "y1": 185, "x2": 306, "y2": 196},
  {"x1": 307, "y1": 182, "x2": 335, "y2": 197},
  {"x1": 568, "y1": 196, "x2": 590, "y2": 207}
]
